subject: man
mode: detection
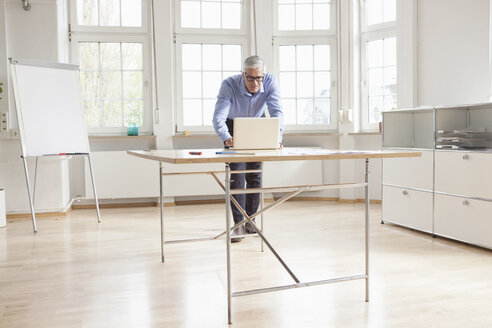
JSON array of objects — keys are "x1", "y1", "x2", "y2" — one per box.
[{"x1": 213, "y1": 55, "x2": 283, "y2": 243}]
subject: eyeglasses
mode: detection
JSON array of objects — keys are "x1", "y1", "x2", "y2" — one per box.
[{"x1": 244, "y1": 74, "x2": 264, "y2": 83}]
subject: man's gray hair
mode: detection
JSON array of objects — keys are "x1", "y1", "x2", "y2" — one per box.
[{"x1": 243, "y1": 55, "x2": 265, "y2": 71}]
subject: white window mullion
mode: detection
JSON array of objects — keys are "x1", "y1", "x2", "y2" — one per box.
[
  {"x1": 219, "y1": 2, "x2": 222, "y2": 29},
  {"x1": 119, "y1": 42, "x2": 124, "y2": 125},
  {"x1": 97, "y1": 42, "x2": 103, "y2": 127},
  {"x1": 201, "y1": 44, "x2": 204, "y2": 126},
  {"x1": 295, "y1": 46, "x2": 298, "y2": 125},
  {"x1": 311, "y1": 46, "x2": 315, "y2": 123},
  {"x1": 119, "y1": 0, "x2": 123, "y2": 30}
]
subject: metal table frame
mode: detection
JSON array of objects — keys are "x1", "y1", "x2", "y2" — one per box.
[{"x1": 128, "y1": 148, "x2": 420, "y2": 324}]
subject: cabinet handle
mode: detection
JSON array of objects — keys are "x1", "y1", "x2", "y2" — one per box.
[
  {"x1": 402, "y1": 190, "x2": 408, "y2": 196},
  {"x1": 462, "y1": 154, "x2": 469, "y2": 160},
  {"x1": 462, "y1": 200, "x2": 469, "y2": 206}
]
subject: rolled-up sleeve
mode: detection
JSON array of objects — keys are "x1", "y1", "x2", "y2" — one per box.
[
  {"x1": 266, "y1": 75, "x2": 284, "y2": 142},
  {"x1": 213, "y1": 80, "x2": 233, "y2": 142}
]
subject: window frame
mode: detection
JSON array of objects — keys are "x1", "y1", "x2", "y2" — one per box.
[
  {"x1": 360, "y1": 0, "x2": 396, "y2": 33},
  {"x1": 272, "y1": 0, "x2": 337, "y2": 37},
  {"x1": 174, "y1": 0, "x2": 249, "y2": 36},
  {"x1": 273, "y1": 36, "x2": 338, "y2": 131},
  {"x1": 360, "y1": 0, "x2": 396, "y2": 131},
  {"x1": 68, "y1": 0, "x2": 153, "y2": 136},
  {"x1": 69, "y1": 0, "x2": 149, "y2": 34},
  {"x1": 174, "y1": 0, "x2": 250, "y2": 133},
  {"x1": 175, "y1": 35, "x2": 249, "y2": 133},
  {"x1": 69, "y1": 36, "x2": 152, "y2": 135},
  {"x1": 360, "y1": 28, "x2": 396, "y2": 131}
]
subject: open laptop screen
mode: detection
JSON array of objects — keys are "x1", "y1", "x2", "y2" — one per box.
[{"x1": 233, "y1": 117, "x2": 280, "y2": 150}]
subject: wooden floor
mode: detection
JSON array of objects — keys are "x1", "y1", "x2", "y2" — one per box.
[{"x1": 1, "y1": 200, "x2": 492, "y2": 328}]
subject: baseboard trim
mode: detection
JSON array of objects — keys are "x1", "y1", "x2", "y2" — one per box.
[
  {"x1": 7, "y1": 197, "x2": 381, "y2": 218},
  {"x1": 273, "y1": 196, "x2": 340, "y2": 202},
  {"x1": 73, "y1": 202, "x2": 176, "y2": 209},
  {"x1": 7, "y1": 206, "x2": 72, "y2": 219},
  {"x1": 175, "y1": 199, "x2": 224, "y2": 206},
  {"x1": 339, "y1": 198, "x2": 382, "y2": 204}
]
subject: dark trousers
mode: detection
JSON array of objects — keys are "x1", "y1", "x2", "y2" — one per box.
[{"x1": 226, "y1": 118, "x2": 261, "y2": 224}]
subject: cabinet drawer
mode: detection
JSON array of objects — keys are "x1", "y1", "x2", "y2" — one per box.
[
  {"x1": 382, "y1": 186, "x2": 433, "y2": 232},
  {"x1": 434, "y1": 194, "x2": 492, "y2": 249},
  {"x1": 435, "y1": 151, "x2": 492, "y2": 199},
  {"x1": 382, "y1": 150, "x2": 433, "y2": 190}
]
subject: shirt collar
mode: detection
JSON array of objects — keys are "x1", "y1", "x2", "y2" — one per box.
[{"x1": 240, "y1": 74, "x2": 265, "y2": 96}]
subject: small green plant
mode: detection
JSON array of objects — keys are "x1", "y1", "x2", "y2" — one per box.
[{"x1": 0, "y1": 82, "x2": 3, "y2": 100}]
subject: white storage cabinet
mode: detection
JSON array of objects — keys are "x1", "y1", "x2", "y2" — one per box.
[{"x1": 382, "y1": 103, "x2": 492, "y2": 249}]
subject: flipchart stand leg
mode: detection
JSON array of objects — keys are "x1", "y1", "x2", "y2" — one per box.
[
  {"x1": 21, "y1": 156, "x2": 37, "y2": 232},
  {"x1": 33, "y1": 157, "x2": 38, "y2": 207},
  {"x1": 86, "y1": 154, "x2": 101, "y2": 223}
]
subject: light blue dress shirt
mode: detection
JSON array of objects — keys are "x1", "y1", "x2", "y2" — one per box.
[{"x1": 212, "y1": 72, "x2": 283, "y2": 142}]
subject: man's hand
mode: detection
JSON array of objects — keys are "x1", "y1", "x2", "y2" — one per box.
[{"x1": 225, "y1": 137, "x2": 234, "y2": 147}]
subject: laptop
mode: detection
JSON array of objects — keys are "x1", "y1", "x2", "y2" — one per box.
[{"x1": 233, "y1": 117, "x2": 280, "y2": 150}]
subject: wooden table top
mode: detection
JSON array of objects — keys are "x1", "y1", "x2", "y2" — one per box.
[{"x1": 127, "y1": 148, "x2": 421, "y2": 164}]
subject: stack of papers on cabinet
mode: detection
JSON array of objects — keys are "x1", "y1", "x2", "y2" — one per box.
[{"x1": 436, "y1": 130, "x2": 492, "y2": 149}]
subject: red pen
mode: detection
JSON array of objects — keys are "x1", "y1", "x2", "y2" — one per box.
[{"x1": 189, "y1": 151, "x2": 202, "y2": 155}]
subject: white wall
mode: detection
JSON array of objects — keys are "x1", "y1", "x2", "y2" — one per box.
[
  {"x1": 5, "y1": 0, "x2": 60, "y2": 60},
  {"x1": 0, "y1": 139, "x2": 70, "y2": 213},
  {"x1": 0, "y1": 0, "x2": 70, "y2": 213},
  {"x1": 2, "y1": 0, "x2": 492, "y2": 214},
  {"x1": 0, "y1": 0, "x2": 11, "y2": 134},
  {"x1": 418, "y1": 0, "x2": 491, "y2": 106}
]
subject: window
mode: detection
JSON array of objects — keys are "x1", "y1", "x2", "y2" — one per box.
[
  {"x1": 275, "y1": 0, "x2": 336, "y2": 35},
  {"x1": 175, "y1": 0, "x2": 337, "y2": 133},
  {"x1": 360, "y1": 0, "x2": 396, "y2": 130},
  {"x1": 278, "y1": 44, "x2": 332, "y2": 126},
  {"x1": 179, "y1": 0, "x2": 242, "y2": 29},
  {"x1": 277, "y1": 0, "x2": 332, "y2": 31},
  {"x1": 75, "y1": 0, "x2": 142, "y2": 27},
  {"x1": 78, "y1": 42, "x2": 144, "y2": 128},
  {"x1": 364, "y1": 0, "x2": 396, "y2": 26},
  {"x1": 364, "y1": 37, "x2": 396, "y2": 124},
  {"x1": 175, "y1": 0, "x2": 249, "y2": 132},
  {"x1": 177, "y1": 42, "x2": 242, "y2": 127},
  {"x1": 69, "y1": 0, "x2": 152, "y2": 135},
  {"x1": 273, "y1": 1, "x2": 337, "y2": 130}
]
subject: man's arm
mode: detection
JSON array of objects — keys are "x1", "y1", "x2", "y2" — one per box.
[
  {"x1": 265, "y1": 75, "x2": 284, "y2": 143},
  {"x1": 213, "y1": 80, "x2": 233, "y2": 142}
]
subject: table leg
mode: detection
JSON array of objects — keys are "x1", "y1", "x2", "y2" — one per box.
[
  {"x1": 365, "y1": 158, "x2": 369, "y2": 302},
  {"x1": 160, "y1": 162, "x2": 165, "y2": 263},
  {"x1": 225, "y1": 163, "x2": 232, "y2": 324},
  {"x1": 260, "y1": 162, "x2": 264, "y2": 252}
]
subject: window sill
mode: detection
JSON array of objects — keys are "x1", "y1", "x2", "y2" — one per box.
[
  {"x1": 88, "y1": 135, "x2": 157, "y2": 152},
  {"x1": 347, "y1": 132, "x2": 381, "y2": 136},
  {"x1": 173, "y1": 132, "x2": 341, "y2": 138},
  {"x1": 284, "y1": 132, "x2": 341, "y2": 137},
  {"x1": 173, "y1": 133, "x2": 218, "y2": 138},
  {"x1": 89, "y1": 135, "x2": 156, "y2": 140}
]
